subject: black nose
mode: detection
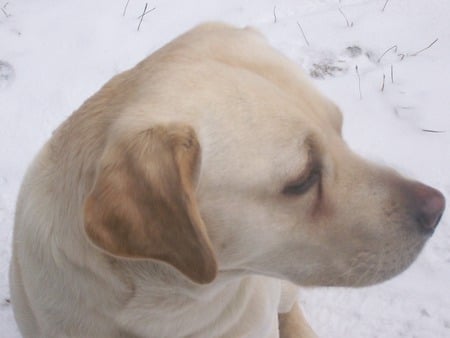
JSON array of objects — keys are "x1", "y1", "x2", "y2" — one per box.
[{"x1": 410, "y1": 183, "x2": 446, "y2": 233}]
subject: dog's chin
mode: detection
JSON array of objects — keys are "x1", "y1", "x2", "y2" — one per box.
[
  {"x1": 337, "y1": 248, "x2": 425, "y2": 288},
  {"x1": 288, "y1": 234, "x2": 429, "y2": 288},
  {"x1": 232, "y1": 225, "x2": 431, "y2": 289}
]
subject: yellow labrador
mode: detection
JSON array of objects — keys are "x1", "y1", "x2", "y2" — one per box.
[{"x1": 10, "y1": 23, "x2": 445, "y2": 338}]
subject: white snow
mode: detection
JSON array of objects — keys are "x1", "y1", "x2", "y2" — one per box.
[{"x1": 1, "y1": 0, "x2": 449, "y2": 337}]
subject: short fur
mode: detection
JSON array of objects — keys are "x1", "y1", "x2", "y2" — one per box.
[{"x1": 10, "y1": 23, "x2": 444, "y2": 338}]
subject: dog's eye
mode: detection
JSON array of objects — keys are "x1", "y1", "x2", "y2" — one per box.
[{"x1": 283, "y1": 169, "x2": 320, "y2": 195}]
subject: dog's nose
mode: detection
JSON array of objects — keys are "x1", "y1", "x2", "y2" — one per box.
[{"x1": 410, "y1": 182, "x2": 445, "y2": 233}]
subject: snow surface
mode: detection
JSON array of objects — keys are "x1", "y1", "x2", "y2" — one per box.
[{"x1": 1, "y1": 0, "x2": 449, "y2": 337}]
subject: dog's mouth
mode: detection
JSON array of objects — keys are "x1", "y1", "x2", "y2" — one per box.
[
  {"x1": 345, "y1": 179, "x2": 445, "y2": 286},
  {"x1": 338, "y1": 236, "x2": 427, "y2": 287},
  {"x1": 299, "y1": 181, "x2": 445, "y2": 288}
]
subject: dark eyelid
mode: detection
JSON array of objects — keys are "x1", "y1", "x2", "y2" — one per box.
[
  {"x1": 282, "y1": 146, "x2": 321, "y2": 195},
  {"x1": 283, "y1": 175, "x2": 319, "y2": 195},
  {"x1": 282, "y1": 164, "x2": 320, "y2": 195}
]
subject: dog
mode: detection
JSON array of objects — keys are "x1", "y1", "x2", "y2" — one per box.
[{"x1": 10, "y1": 22, "x2": 445, "y2": 338}]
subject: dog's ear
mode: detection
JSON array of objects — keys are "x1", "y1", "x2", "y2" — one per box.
[{"x1": 84, "y1": 124, "x2": 217, "y2": 284}]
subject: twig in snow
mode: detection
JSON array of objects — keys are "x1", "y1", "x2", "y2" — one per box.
[
  {"x1": 338, "y1": 8, "x2": 353, "y2": 27},
  {"x1": 273, "y1": 5, "x2": 277, "y2": 23},
  {"x1": 398, "y1": 38, "x2": 439, "y2": 60},
  {"x1": 137, "y1": 4, "x2": 156, "y2": 31},
  {"x1": 137, "y1": 5, "x2": 155, "y2": 20},
  {"x1": 137, "y1": 3, "x2": 148, "y2": 31},
  {"x1": 1, "y1": 2, "x2": 10, "y2": 17},
  {"x1": 123, "y1": 0, "x2": 130, "y2": 17},
  {"x1": 422, "y1": 129, "x2": 446, "y2": 133},
  {"x1": 355, "y1": 65, "x2": 362, "y2": 99},
  {"x1": 377, "y1": 45, "x2": 398, "y2": 63},
  {"x1": 409, "y1": 38, "x2": 438, "y2": 56},
  {"x1": 390, "y1": 64, "x2": 394, "y2": 83},
  {"x1": 381, "y1": 74, "x2": 386, "y2": 92},
  {"x1": 382, "y1": 0, "x2": 391, "y2": 12},
  {"x1": 296, "y1": 21, "x2": 310, "y2": 47}
]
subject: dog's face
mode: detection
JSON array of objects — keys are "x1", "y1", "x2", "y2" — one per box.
[
  {"x1": 195, "y1": 78, "x2": 443, "y2": 287},
  {"x1": 84, "y1": 23, "x2": 445, "y2": 288}
]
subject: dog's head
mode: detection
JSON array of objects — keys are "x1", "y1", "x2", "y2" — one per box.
[{"x1": 83, "y1": 23, "x2": 445, "y2": 287}]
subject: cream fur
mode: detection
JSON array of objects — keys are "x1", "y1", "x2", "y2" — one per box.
[{"x1": 10, "y1": 23, "x2": 444, "y2": 338}]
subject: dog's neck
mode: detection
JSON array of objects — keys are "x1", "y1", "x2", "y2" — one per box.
[
  {"x1": 119, "y1": 260, "x2": 248, "y2": 301},
  {"x1": 113, "y1": 261, "x2": 281, "y2": 337}
]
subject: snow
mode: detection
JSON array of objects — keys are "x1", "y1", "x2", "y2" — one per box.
[{"x1": 1, "y1": 0, "x2": 448, "y2": 337}]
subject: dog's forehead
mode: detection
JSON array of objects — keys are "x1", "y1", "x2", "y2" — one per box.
[
  {"x1": 136, "y1": 23, "x2": 339, "y2": 131},
  {"x1": 189, "y1": 24, "x2": 339, "y2": 130},
  {"x1": 158, "y1": 24, "x2": 341, "y2": 189},
  {"x1": 128, "y1": 23, "x2": 342, "y2": 187},
  {"x1": 196, "y1": 100, "x2": 317, "y2": 192}
]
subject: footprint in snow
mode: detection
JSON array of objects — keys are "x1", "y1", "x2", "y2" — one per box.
[
  {"x1": 0, "y1": 61, "x2": 15, "y2": 90},
  {"x1": 307, "y1": 45, "x2": 375, "y2": 79}
]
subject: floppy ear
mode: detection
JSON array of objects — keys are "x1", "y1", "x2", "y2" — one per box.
[{"x1": 84, "y1": 124, "x2": 217, "y2": 284}]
